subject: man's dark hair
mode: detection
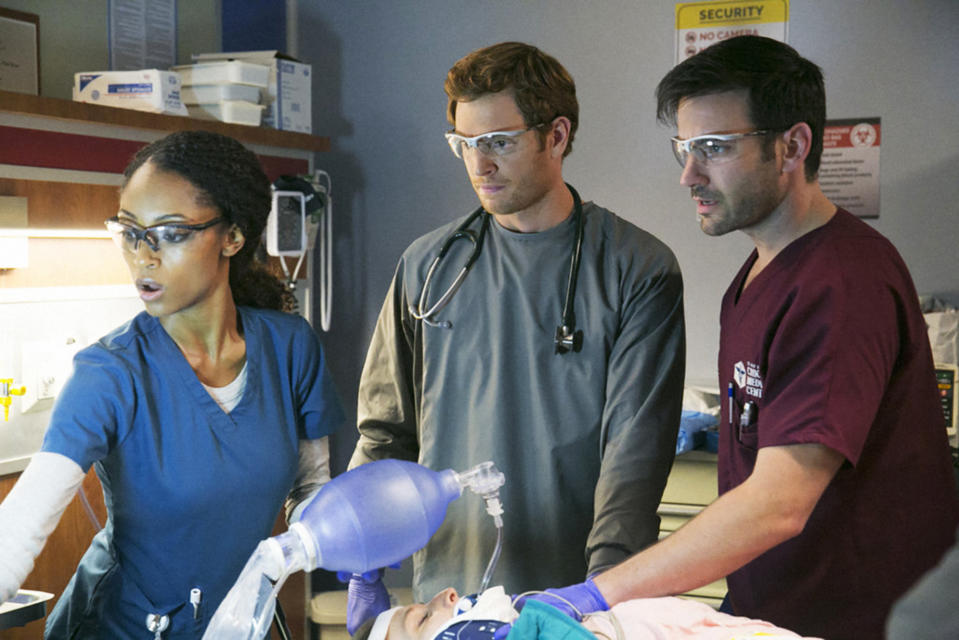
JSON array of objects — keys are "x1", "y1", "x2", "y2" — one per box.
[{"x1": 655, "y1": 36, "x2": 825, "y2": 181}]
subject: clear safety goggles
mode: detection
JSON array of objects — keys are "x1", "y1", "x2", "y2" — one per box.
[
  {"x1": 670, "y1": 130, "x2": 773, "y2": 168},
  {"x1": 445, "y1": 125, "x2": 544, "y2": 158},
  {"x1": 104, "y1": 216, "x2": 225, "y2": 253}
]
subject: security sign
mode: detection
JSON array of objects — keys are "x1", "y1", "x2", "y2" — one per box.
[{"x1": 675, "y1": 0, "x2": 789, "y2": 64}]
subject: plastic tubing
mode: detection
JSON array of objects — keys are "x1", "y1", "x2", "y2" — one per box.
[
  {"x1": 479, "y1": 522, "x2": 503, "y2": 593},
  {"x1": 456, "y1": 461, "x2": 506, "y2": 592}
]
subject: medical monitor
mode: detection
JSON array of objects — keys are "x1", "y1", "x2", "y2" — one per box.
[{"x1": 267, "y1": 190, "x2": 307, "y2": 257}]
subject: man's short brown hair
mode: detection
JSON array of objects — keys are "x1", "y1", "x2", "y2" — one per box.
[{"x1": 444, "y1": 42, "x2": 579, "y2": 157}]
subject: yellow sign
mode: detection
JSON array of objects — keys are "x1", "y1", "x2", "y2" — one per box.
[
  {"x1": 675, "y1": 0, "x2": 789, "y2": 63},
  {"x1": 677, "y1": 0, "x2": 788, "y2": 28}
]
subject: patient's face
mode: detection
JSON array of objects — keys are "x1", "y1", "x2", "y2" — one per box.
[{"x1": 386, "y1": 587, "x2": 458, "y2": 640}]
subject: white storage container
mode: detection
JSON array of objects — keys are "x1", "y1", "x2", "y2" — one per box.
[
  {"x1": 192, "y1": 51, "x2": 312, "y2": 133},
  {"x1": 186, "y1": 100, "x2": 265, "y2": 127},
  {"x1": 180, "y1": 84, "x2": 261, "y2": 105},
  {"x1": 172, "y1": 61, "x2": 270, "y2": 88}
]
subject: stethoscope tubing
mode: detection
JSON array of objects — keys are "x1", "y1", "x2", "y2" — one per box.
[
  {"x1": 409, "y1": 209, "x2": 489, "y2": 327},
  {"x1": 409, "y1": 184, "x2": 584, "y2": 341},
  {"x1": 560, "y1": 189, "x2": 585, "y2": 333}
]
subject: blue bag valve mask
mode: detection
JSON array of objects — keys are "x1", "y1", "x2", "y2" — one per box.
[{"x1": 203, "y1": 459, "x2": 506, "y2": 640}]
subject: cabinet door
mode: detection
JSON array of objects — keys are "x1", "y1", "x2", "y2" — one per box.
[{"x1": 658, "y1": 452, "x2": 726, "y2": 608}]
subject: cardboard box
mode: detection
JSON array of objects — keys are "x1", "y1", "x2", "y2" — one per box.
[
  {"x1": 72, "y1": 70, "x2": 188, "y2": 116},
  {"x1": 193, "y1": 51, "x2": 312, "y2": 133}
]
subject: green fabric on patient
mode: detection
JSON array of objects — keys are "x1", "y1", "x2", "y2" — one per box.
[{"x1": 505, "y1": 601, "x2": 596, "y2": 639}]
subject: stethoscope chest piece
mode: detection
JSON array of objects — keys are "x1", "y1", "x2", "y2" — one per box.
[{"x1": 554, "y1": 325, "x2": 584, "y2": 354}]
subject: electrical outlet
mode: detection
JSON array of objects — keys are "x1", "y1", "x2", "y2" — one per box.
[
  {"x1": 20, "y1": 339, "x2": 80, "y2": 413},
  {"x1": 37, "y1": 374, "x2": 58, "y2": 400}
]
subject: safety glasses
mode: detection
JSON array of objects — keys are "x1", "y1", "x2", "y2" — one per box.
[
  {"x1": 670, "y1": 130, "x2": 773, "y2": 168},
  {"x1": 445, "y1": 125, "x2": 544, "y2": 159},
  {"x1": 104, "y1": 216, "x2": 225, "y2": 253}
]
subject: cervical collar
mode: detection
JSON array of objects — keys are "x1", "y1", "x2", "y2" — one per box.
[{"x1": 431, "y1": 587, "x2": 517, "y2": 640}]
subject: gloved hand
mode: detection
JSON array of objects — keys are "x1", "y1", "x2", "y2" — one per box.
[
  {"x1": 514, "y1": 578, "x2": 609, "y2": 621},
  {"x1": 336, "y1": 562, "x2": 402, "y2": 635},
  {"x1": 338, "y1": 569, "x2": 390, "y2": 634}
]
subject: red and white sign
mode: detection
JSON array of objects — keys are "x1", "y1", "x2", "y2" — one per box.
[{"x1": 820, "y1": 118, "x2": 881, "y2": 219}]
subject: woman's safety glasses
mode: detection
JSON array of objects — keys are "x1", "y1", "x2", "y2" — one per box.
[
  {"x1": 104, "y1": 216, "x2": 225, "y2": 253},
  {"x1": 445, "y1": 125, "x2": 544, "y2": 159},
  {"x1": 670, "y1": 130, "x2": 772, "y2": 168}
]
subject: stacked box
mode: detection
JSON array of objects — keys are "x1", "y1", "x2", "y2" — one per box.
[
  {"x1": 72, "y1": 70, "x2": 188, "y2": 116},
  {"x1": 191, "y1": 51, "x2": 312, "y2": 133},
  {"x1": 172, "y1": 61, "x2": 270, "y2": 127}
]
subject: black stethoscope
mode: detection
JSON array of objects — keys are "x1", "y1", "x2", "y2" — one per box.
[{"x1": 408, "y1": 183, "x2": 585, "y2": 354}]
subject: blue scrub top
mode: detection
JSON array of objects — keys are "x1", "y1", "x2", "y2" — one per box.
[{"x1": 41, "y1": 307, "x2": 344, "y2": 638}]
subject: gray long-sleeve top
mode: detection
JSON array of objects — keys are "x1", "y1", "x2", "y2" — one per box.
[{"x1": 350, "y1": 200, "x2": 685, "y2": 601}]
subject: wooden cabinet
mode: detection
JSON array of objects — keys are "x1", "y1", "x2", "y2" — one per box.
[
  {"x1": 658, "y1": 450, "x2": 727, "y2": 608},
  {"x1": 0, "y1": 91, "x2": 329, "y2": 638},
  {"x1": 0, "y1": 469, "x2": 106, "y2": 639}
]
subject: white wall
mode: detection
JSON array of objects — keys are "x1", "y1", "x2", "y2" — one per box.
[
  {"x1": 0, "y1": 0, "x2": 220, "y2": 99},
  {"x1": 299, "y1": 0, "x2": 959, "y2": 469},
  {"x1": 0, "y1": 287, "x2": 143, "y2": 474}
]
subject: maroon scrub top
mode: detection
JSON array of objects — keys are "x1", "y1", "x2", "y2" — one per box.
[{"x1": 717, "y1": 209, "x2": 959, "y2": 640}]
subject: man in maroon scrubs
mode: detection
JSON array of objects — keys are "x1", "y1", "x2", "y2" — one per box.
[{"x1": 524, "y1": 36, "x2": 959, "y2": 640}]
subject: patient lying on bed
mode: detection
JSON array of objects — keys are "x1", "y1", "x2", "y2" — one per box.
[{"x1": 352, "y1": 585, "x2": 823, "y2": 640}]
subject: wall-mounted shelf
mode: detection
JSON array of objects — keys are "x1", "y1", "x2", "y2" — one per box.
[
  {"x1": 0, "y1": 89, "x2": 329, "y2": 152},
  {"x1": 0, "y1": 88, "x2": 326, "y2": 230},
  {"x1": 0, "y1": 89, "x2": 326, "y2": 286}
]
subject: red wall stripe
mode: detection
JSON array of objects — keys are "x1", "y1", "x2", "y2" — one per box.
[
  {"x1": 256, "y1": 155, "x2": 310, "y2": 182},
  {"x1": 0, "y1": 125, "x2": 146, "y2": 174}
]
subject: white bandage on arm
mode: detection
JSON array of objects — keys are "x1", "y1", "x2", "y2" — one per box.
[
  {"x1": 285, "y1": 437, "x2": 331, "y2": 524},
  {"x1": 0, "y1": 452, "x2": 85, "y2": 602}
]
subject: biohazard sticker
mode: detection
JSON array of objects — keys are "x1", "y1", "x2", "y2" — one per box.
[{"x1": 820, "y1": 117, "x2": 881, "y2": 219}]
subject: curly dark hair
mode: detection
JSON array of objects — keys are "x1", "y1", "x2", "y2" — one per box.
[
  {"x1": 445, "y1": 41, "x2": 579, "y2": 157},
  {"x1": 121, "y1": 130, "x2": 293, "y2": 311}
]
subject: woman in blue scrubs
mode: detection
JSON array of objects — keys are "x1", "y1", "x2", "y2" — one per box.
[{"x1": 0, "y1": 131, "x2": 344, "y2": 638}]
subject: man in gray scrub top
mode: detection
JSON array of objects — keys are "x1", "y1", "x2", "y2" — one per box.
[{"x1": 347, "y1": 41, "x2": 686, "y2": 630}]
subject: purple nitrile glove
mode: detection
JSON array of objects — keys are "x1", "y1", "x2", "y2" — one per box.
[
  {"x1": 336, "y1": 563, "x2": 402, "y2": 635},
  {"x1": 515, "y1": 578, "x2": 609, "y2": 621}
]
